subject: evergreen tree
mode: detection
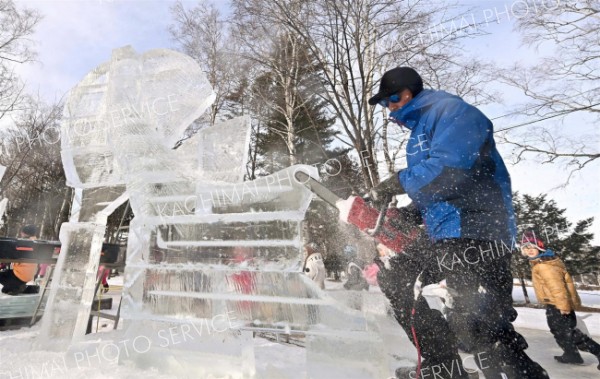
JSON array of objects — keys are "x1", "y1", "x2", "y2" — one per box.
[
  {"x1": 0, "y1": 100, "x2": 69, "y2": 239},
  {"x1": 561, "y1": 219, "x2": 599, "y2": 276},
  {"x1": 252, "y1": 41, "x2": 339, "y2": 172},
  {"x1": 248, "y1": 35, "x2": 367, "y2": 278},
  {"x1": 512, "y1": 192, "x2": 599, "y2": 279},
  {"x1": 250, "y1": 37, "x2": 364, "y2": 190}
]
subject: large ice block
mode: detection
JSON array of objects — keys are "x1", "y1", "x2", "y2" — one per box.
[
  {"x1": 118, "y1": 165, "x2": 388, "y2": 378},
  {"x1": 60, "y1": 46, "x2": 215, "y2": 189},
  {"x1": 38, "y1": 188, "x2": 128, "y2": 349},
  {"x1": 46, "y1": 45, "x2": 389, "y2": 378},
  {"x1": 37, "y1": 222, "x2": 106, "y2": 346},
  {"x1": 41, "y1": 45, "x2": 217, "y2": 349}
]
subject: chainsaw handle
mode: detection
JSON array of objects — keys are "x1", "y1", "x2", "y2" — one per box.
[{"x1": 366, "y1": 195, "x2": 391, "y2": 236}]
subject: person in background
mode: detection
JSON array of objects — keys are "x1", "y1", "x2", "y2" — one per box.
[
  {"x1": 0, "y1": 224, "x2": 39, "y2": 295},
  {"x1": 343, "y1": 261, "x2": 369, "y2": 291},
  {"x1": 521, "y1": 230, "x2": 600, "y2": 371},
  {"x1": 304, "y1": 243, "x2": 326, "y2": 290},
  {"x1": 98, "y1": 265, "x2": 110, "y2": 293}
]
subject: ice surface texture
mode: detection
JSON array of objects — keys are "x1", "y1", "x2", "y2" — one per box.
[
  {"x1": 44, "y1": 46, "x2": 387, "y2": 378},
  {"x1": 60, "y1": 46, "x2": 215, "y2": 189},
  {"x1": 41, "y1": 45, "x2": 215, "y2": 348}
]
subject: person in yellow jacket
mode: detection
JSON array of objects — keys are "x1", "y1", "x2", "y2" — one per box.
[
  {"x1": 0, "y1": 224, "x2": 38, "y2": 295},
  {"x1": 521, "y1": 231, "x2": 600, "y2": 370}
]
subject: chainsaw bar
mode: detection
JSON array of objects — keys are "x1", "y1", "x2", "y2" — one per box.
[
  {"x1": 294, "y1": 171, "x2": 341, "y2": 207},
  {"x1": 295, "y1": 170, "x2": 421, "y2": 257}
]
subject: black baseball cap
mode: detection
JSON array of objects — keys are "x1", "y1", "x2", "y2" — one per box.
[{"x1": 368, "y1": 67, "x2": 423, "y2": 106}]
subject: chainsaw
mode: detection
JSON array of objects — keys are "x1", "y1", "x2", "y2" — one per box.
[{"x1": 294, "y1": 171, "x2": 423, "y2": 262}]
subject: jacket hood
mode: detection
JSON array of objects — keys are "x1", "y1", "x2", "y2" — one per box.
[
  {"x1": 528, "y1": 249, "x2": 557, "y2": 261},
  {"x1": 389, "y1": 89, "x2": 464, "y2": 130}
]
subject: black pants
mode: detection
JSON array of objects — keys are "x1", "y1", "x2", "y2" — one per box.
[
  {"x1": 379, "y1": 239, "x2": 547, "y2": 379},
  {"x1": 378, "y1": 241, "x2": 470, "y2": 379},
  {"x1": 546, "y1": 305, "x2": 600, "y2": 357},
  {"x1": 0, "y1": 269, "x2": 27, "y2": 295}
]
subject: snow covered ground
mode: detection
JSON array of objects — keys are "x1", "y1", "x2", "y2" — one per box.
[
  {"x1": 512, "y1": 285, "x2": 600, "y2": 336},
  {"x1": 0, "y1": 276, "x2": 598, "y2": 378}
]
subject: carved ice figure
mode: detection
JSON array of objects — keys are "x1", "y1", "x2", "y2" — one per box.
[
  {"x1": 39, "y1": 45, "x2": 214, "y2": 346},
  {"x1": 41, "y1": 46, "x2": 387, "y2": 379}
]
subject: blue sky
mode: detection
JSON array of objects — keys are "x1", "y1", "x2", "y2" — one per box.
[{"x1": 10, "y1": 0, "x2": 600, "y2": 243}]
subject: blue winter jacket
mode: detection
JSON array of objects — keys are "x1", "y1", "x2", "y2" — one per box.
[{"x1": 390, "y1": 89, "x2": 517, "y2": 244}]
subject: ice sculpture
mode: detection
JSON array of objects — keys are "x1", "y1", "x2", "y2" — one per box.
[
  {"x1": 39, "y1": 46, "x2": 214, "y2": 346},
  {"x1": 42, "y1": 46, "x2": 387, "y2": 378}
]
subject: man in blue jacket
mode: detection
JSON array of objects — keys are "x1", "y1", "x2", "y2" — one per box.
[{"x1": 368, "y1": 67, "x2": 548, "y2": 379}]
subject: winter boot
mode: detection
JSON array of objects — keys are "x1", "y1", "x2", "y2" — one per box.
[
  {"x1": 572, "y1": 328, "x2": 600, "y2": 370},
  {"x1": 502, "y1": 352, "x2": 549, "y2": 379},
  {"x1": 554, "y1": 352, "x2": 584, "y2": 365},
  {"x1": 493, "y1": 332, "x2": 549, "y2": 379},
  {"x1": 473, "y1": 349, "x2": 510, "y2": 379}
]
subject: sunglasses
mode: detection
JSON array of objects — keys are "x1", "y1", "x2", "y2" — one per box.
[{"x1": 378, "y1": 94, "x2": 401, "y2": 108}]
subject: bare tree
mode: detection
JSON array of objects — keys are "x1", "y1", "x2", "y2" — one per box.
[
  {"x1": 230, "y1": 0, "x2": 494, "y2": 188},
  {"x1": 498, "y1": 0, "x2": 599, "y2": 173},
  {"x1": 245, "y1": 118, "x2": 261, "y2": 180},
  {"x1": 229, "y1": 0, "x2": 326, "y2": 168},
  {"x1": 498, "y1": 127, "x2": 599, "y2": 186},
  {"x1": 0, "y1": 99, "x2": 69, "y2": 239},
  {"x1": 0, "y1": 0, "x2": 41, "y2": 122},
  {"x1": 169, "y1": 0, "x2": 246, "y2": 125}
]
